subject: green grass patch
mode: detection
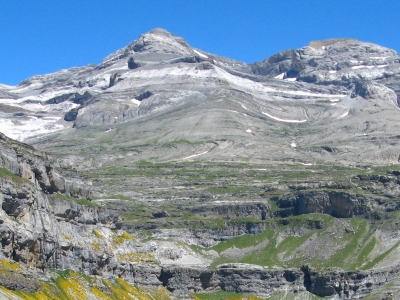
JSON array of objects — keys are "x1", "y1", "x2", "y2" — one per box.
[
  {"x1": 211, "y1": 228, "x2": 273, "y2": 254},
  {"x1": 191, "y1": 290, "x2": 263, "y2": 300},
  {"x1": 52, "y1": 194, "x2": 99, "y2": 207},
  {"x1": 0, "y1": 167, "x2": 27, "y2": 183},
  {"x1": 362, "y1": 241, "x2": 400, "y2": 270}
]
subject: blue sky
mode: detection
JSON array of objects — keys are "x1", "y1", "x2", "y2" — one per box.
[{"x1": 1, "y1": 0, "x2": 399, "y2": 85}]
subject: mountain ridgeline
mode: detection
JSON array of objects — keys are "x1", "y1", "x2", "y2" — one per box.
[{"x1": 1, "y1": 29, "x2": 400, "y2": 299}]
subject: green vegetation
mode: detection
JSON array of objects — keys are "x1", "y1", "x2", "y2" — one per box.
[
  {"x1": 0, "y1": 167, "x2": 27, "y2": 183},
  {"x1": 52, "y1": 193, "x2": 99, "y2": 207},
  {"x1": 0, "y1": 269, "x2": 172, "y2": 300},
  {"x1": 362, "y1": 241, "x2": 400, "y2": 270},
  {"x1": 191, "y1": 290, "x2": 263, "y2": 300},
  {"x1": 197, "y1": 214, "x2": 397, "y2": 271}
]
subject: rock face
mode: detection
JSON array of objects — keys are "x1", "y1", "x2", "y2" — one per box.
[
  {"x1": 0, "y1": 132, "x2": 91, "y2": 199},
  {"x1": 252, "y1": 38, "x2": 399, "y2": 84},
  {"x1": 351, "y1": 80, "x2": 398, "y2": 106},
  {"x1": 126, "y1": 263, "x2": 400, "y2": 299}
]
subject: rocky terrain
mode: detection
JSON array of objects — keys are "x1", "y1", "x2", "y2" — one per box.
[{"x1": 1, "y1": 28, "x2": 400, "y2": 299}]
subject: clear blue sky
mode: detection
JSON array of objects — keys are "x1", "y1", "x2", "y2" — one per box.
[{"x1": 1, "y1": 0, "x2": 399, "y2": 85}]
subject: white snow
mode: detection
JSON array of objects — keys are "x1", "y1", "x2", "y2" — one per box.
[
  {"x1": 182, "y1": 150, "x2": 208, "y2": 160},
  {"x1": 0, "y1": 98, "x2": 79, "y2": 113},
  {"x1": 329, "y1": 70, "x2": 337, "y2": 74},
  {"x1": 228, "y1": 110, "x2": 239, "y2": 113},
  {"x1": 121, "y1": 65, "x2": 347, "y2": 100},
  {"x1": 339, "y1": 111, "x2": 349, "y2": 118},
  {"x1": 378, "y1": 65, "x2": 388, "y2": 68},
  {"x1": 330, "y1": 103, "x2": 338, "y2": 106},
  {"x1": 193, "y1": 50, "x2": 208, "y2": 59},
  {"x1": 284, "y1": 77, "x2": 297, "y2": 82},
  {"x1": 274, "y1": 73, "x2": 285, "y2": 79},
  {"x1": 330, "y1": 98, "x2": 340, "y2": 102},
  {"x1": 370, "y1": 56, "x2": 389, "y2": 60},
  {"x1": 262, "y1": 111, "x2": 307, "y2": 123},
  {"x1": 11, "y1": 82, "x2": 43, "y2": 94},
  {"x1": 131, "y1": 99, "x2": 141, "y2": 106},
  {"x1": 240, "y1": 103, "x2": 248, "y2": 110},
  {"x1": 42, "y1": 117, "x2": 61, "y2": 120},
  {"x1": 0, "y1": 117, "x2": 65, "y2": 141},
  {"x1": 246, "y1": 128, "x2": 252, "y2": 133},
  {"x1": 291, "y1": 141, "x2": 297, "y2": 148},
  {"x1": 301, "y1": 163, "x2": 313, "y2": 166},
  {"x1": 351, "y1": 65, "x2": 375, "y2": 70},
  {"x1": 0, "y1": 98, "x2": 16, "y2": 104}
]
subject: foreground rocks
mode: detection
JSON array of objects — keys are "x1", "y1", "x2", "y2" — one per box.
[{"x1": 126, "y1": 263, "x2": 400, "y2": 299}]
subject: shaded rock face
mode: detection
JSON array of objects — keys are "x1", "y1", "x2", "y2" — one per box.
[
  {"x1": 127, "y1": 57, "x2": 142, "y2": 69},
  {"x1": 127, "y1": 263, "x2": 400, "y2": 299},
  {"x1": 0, "y1": 132, "x2": 91, "y2": 199},
  {"x1": 0, "y1": 135, "x2": 145, "y2": 285},
  {"x1": 192, "y1": 203, "x2": 270, "y2": 220},
  {"x1": 275, "y1": 191, "x2": 367, "y2": 218},
  {"x1": 0, "y1": 174, "x2": 128, "y2": 277},
  {"x1": 351, "y1": 80, "x2": 398, "y2": 105}
]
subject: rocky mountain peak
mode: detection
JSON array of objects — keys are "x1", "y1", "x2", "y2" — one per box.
[
  {"x1": 123, "y1": 28, "x2": 191, "y2": 57},
  {"x1": 100, "y1": 28, "x2": 193, "y2": 67}
]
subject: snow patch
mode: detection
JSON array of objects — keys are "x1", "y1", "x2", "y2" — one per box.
[
  {"x1": 131, "y1": 99, "x2": 141, "y2": 106},
  {"x1": 246, "y1": 128, "x2": 252, "y2": 133},
  {"x1": 240, "y1": 103, "x2": 248, "y2": 110},
  {"x1": 339, "y1": 111, "x2": 349, "y2": 118},
  {"x1": 291, "y1": 141, "x2": 297, "y2": 148},
  {"x1": 284, "y1": 77, "x2": 297, "y2": 82},
  {"x1": 182, "y1": 150, "x2": 208, "y2": 160},
  {"x1": 329, "y1": 70, "x2": 337, "y2": 74},
  {"x1": 370, "y1": 56, "x2": 389, "y2": 60},
  {"x1": 351, "y1": 65, "x2": 375, "y2": 70},
  {"x1": 193, "y1": 50, "x2": 208, "y2": 59},
  {"x1": 262, "y1": 111, "x2": 307, "y2": 123},
  {"x1": 0, "y1": 117, "x2": 65, "y2": 141},
  {"x1": 274, "y1": 73, "x2": 285, "y2": 79}
]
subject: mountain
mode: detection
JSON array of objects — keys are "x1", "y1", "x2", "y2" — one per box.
[{"x1": 1, "y1": 29, "x2": 400, "y2": 299}]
